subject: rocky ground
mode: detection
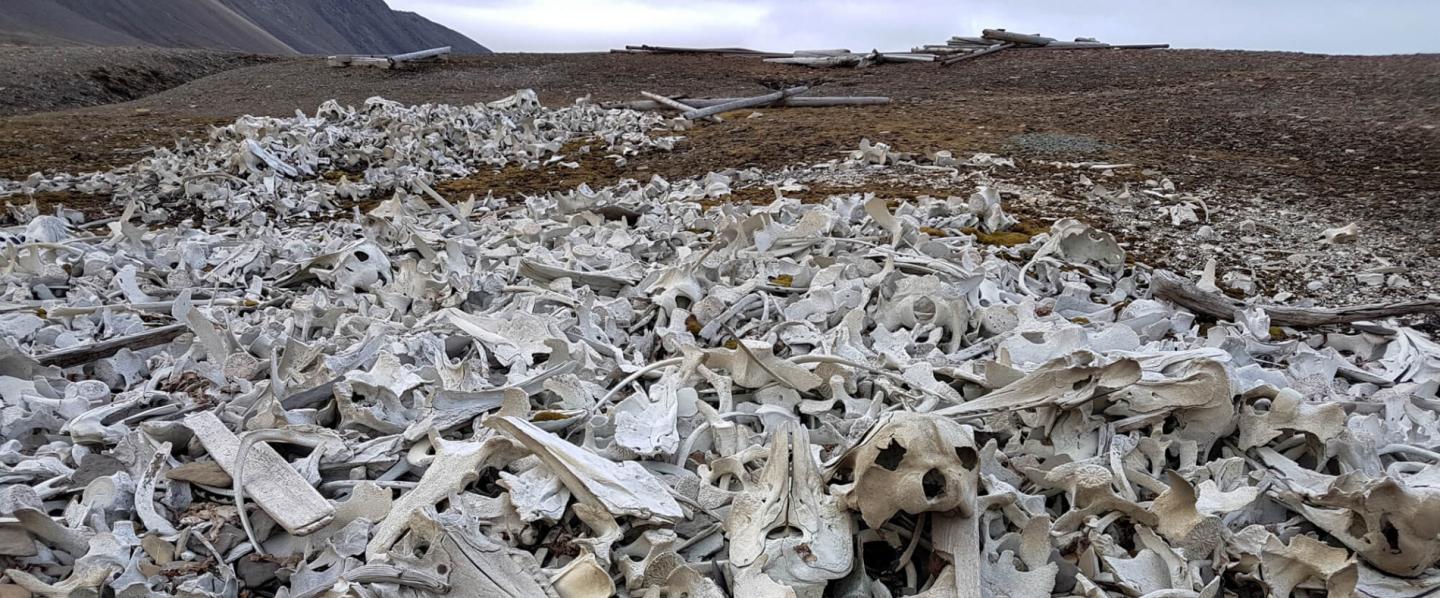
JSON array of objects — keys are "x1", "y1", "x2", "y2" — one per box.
[{"x1": 0, "y1": 46, "x2": 274, "y2": 116}]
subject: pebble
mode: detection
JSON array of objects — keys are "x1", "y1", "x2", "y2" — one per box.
[{"x1": 1356, "y1": 272, "x2": 1386, "y2": 286}]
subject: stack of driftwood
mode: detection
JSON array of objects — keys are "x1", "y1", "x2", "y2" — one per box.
[
  {"x1": 605, "y1": 86, "x2": 891, "y2": 121},
  {"x1": 611, "y1": 45, "x2": 791, "y2": 58},
  {"x1": 925, "y1": 29, "x2": 1169, "y2": 66},
  {"x1": 613, "y1": 45, "x2": 934, "y2": 68},
  {"x1": 327, "y1": 46, "x2": 451, "y2": 69},
  {"x1": 616, "y1": 29, "x2": 1168, "y2": 69},
  {"x1": 763, "y1": 49, "x2": 937, "y2": 68}
]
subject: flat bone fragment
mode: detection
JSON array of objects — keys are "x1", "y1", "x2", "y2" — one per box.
[
  {"x1": 182, "y1": 412, "x2": 335, "y2": 536},
  {"x1": 366, "y1": 435, "x2": 497, "y2": 559},
  {"x1": 1312, "y1": 475, "x2": 1440, "y2": 577},
  {"x1": 550, "y1": 551, "x2": 615, "y2": 598},
  {"x1": 6, "y1": 531, "x2": 126, "y2": 598},
  {"x1": 933, "y1": 513, "x2": 983, "y2": 598},
  {"x1": 931, "y1": 357, "x2": 1141, "y2": 418},
  {"x1": 420, "y1": 516, "x2": 554, "y2": 598},
  {"x1": 1323, "y1": 223, "x2": 1359, "y2": 244},
  {"x1": 726, "y1": 423, "x2": 853, "y2": 590},
  {"x1": 1263, "y1": 533, "x2": 1359, "y2": 596},
  {"x1": 489, "y1": 415, "x2": 684, "y2": 521},
  {"x1": 0, "y1": 485, "x2": 91, "y2": 556}
]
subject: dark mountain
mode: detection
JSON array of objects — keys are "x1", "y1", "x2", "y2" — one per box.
[
  {"x1": 216, "y1": 0, "x2": 486, "y2": 55},
  {"x1": 0, "y1": 0, "x2": 151, "y2": 47},
  {"x1": 0, "y1": 0, "x2": 488, "y2": 55}
]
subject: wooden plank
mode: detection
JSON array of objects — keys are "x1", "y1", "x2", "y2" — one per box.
[
  {"x1": 682, "y1": 86, "x2": 809, "y2": 120},
  {"x1": 183, "y1": 412, "x2": 335, "y2": 536},
  {"x1": 34, "y1": 323, "x2": 188, "y2": 368}
]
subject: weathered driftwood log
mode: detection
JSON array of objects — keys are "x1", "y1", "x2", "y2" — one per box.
[
  {"x1": 981, "y1": 29, "x2": 1056, "y2": 46},
  {"x1": 389, "y1": 46, "x2": 451, "y2": 63},
  {"x1": 640, "y1": 91, "x2": 722, "y2": 123},
  {"x1": 1151, "y1": 269, "x2": 1440, "y2": 327},
  {"x1": 871, "y1": 52, "x2": 937, "y2": 63},
  {"x1": 940, "y1": 43, "x2": 1014, "y2": 66},
  {"x1": 623, "y1": 45, "x2": 790, "y2": 57},
  {"x1": 1036, "y1": 41, "x2": 1112, "y2": 49},
  {"x1": 917, "y1": 46, "x2": 969, "y2": 54},
  {"x1": 34, "y1": 323, "x2": 188, "y2": 368},
  {"x1": 328, "y1": 47, "x2": 452, "y2": 69},
  {"x1": 608, "y1": 96, "x2": 890, "y2": 111},
  {"x1": 627, "y1": 44, "x2": 759, "y2": 53},
  {"x1": 682, "y1": 86, "x2": 809, "y2": 120},
  {"x1": 327, "y1": 55, "x2": 393, "y2": 68},
  {"x1": 765, "y1": 55, "x2": 865, "y2": 68}
]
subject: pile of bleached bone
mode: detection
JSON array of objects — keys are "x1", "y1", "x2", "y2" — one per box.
[
  {"x1": 0, "y1": 92, "x2": 1439, "y2": 598},
  {"x1": 0, "y1": 90, "x2": 679, "y2": 223}
]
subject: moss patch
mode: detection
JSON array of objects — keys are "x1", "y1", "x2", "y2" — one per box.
[{"x1": 961, "y1": 227, "x2": 1034, "y2": 247}]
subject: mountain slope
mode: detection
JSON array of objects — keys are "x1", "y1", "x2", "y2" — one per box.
[
  {"x1": 54, "y1": 0, "x2": 296, "y2": 54},
  {"x1": 216, "y1": 0, "x2": 488, "y2": 55},
  {"x1": 0, "y1": 0, "x2": 488, "y2": 55},
  {"x1": 0, "y1": 0, "x2": 154, "y2": 47}
]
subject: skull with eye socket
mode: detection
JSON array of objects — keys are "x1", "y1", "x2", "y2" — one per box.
[
  {"x1": 315, "y1": 241, "x2": 391, "y2": 292},
  {"x1": 833, "y1": 412, "x2": 981, "y2": 529}
]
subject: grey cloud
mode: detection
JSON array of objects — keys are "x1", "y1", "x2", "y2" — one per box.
[{"x1": 392, "y1": 0, "x2": 1440, "y2": 55}]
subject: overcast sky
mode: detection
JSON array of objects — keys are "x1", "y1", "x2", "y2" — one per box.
[{"x1": 389, "y1": 0, "x2": 1439, "y2": 55}]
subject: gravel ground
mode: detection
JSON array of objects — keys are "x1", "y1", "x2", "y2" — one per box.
[
  {"x1": 0, "y1": 46, "x2": 274, "y2": 116},
  {"x1": 1008, "y1": 133, "x2": 1111, "y2": 155}
]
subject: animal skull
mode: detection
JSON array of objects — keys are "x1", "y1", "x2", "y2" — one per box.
[{"x1": 834, "y1": 412, "x2": 981, "y2": 528}]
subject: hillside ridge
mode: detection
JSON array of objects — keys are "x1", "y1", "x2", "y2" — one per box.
[{"x1": 0, "y1": 0, "x2": 488, "y2": 54}]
